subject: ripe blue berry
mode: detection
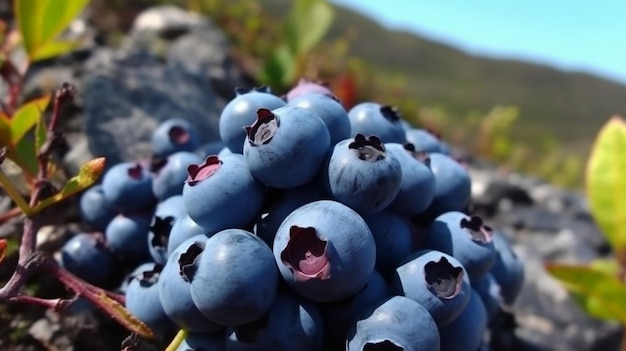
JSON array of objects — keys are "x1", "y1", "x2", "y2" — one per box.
[
  {"x1": 405, "y1": 128, "x2": 446, "y2": 154},
  {"x1": 225, "y1": 290, "x2": 324, "y2": 351},
  {"x1": 243, "y1": 107, "x2": 331, "y2": 188},
  {"x1": 390, "y1": 249, "x2": 471, "y2": 326},
  {"x1": 186, "y1": 229, "x2": 279, "y2": 326},
  {"x1": 438, "y1": 289, "x2": 488, "y2": 351},
  {"x1": 423, "y1": 212, "x2": 496, "y2": 280},
  {"x1": 347, "y1": 102, "x2": 407, "y2": 143},
  {"x1": 125, "y1": 264, "x2": 176, "y2": 334},
  {"x1": 158, "y1": 235, "x2": 223, "y2": 332},
  {"x1": 101, "y1": 162, "x2": 155, "y2": 212},
  {"x1": 325, "y1": 134, "x2": 402, "y2": 214},
  {"x1": 105, "y1": 213, "x2": 152, "y2": 263},
  {"x1": 287, "y1": 93, "x2": 351, "y2": 145},
  {"x1": 151, "y1": 151, "x2": 203, "y2": 202},
  {"x1": 273, "y1": 200, "x2": 376, "y2": 302},
  {"x1": 423, "y1": 152, "x2": 472, "y2": 217},
  {"x1": 182, "y1": 154, "x2": 265, "y2": 235},
  {"x1": 167, "y1": 214, "x2": 206, "y2": 257},
  {"x1": 79, "y1": 185, "x2": 116, "y2": 231},
  {"x1": 152, "y1": 118, "x2": 199, "y2": 158},
  {"x1": 60, "y1": 232, "x2": 115, "y2": 286},
  {"x1": 385, "y1": 143, "x2": 435, "y2": 216},
  {"x1": 490, "y1": 229, "x2": 525, "y2": 305},
  {"x1": 361, "y1": 210, "x2": 414, "y2": 277},
  {"x1": 219, "y1": 86, "x2": 286, "y2": 154},
  {"x1": 347, "y1": 296, "x2": 440, "y2": 351}
]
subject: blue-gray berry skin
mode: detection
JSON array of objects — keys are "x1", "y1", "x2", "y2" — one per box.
[
  {"x1": 347, "y1": 296, "x2": 440, "y2": 351},
  {"x1": 347, "y1": 102, "x2": 407, "y2": 144},
  {"x1": 79, "y1": 185, "x2": 116, "y2": 231},
  {"x1": 321, "y1": 269, "x2": 390, "y2": 349},
  {"x1": 158, "y1": 235, "x2": 223, "y2": 333},
  {"x1": 101, "y1": 162, "x2": 155, "y2": 212},
  {"x1": 361, "y1": 210, "x2": 414, "y2": 277},
  {"x1": 273, "y1": 200, "x2": 376, "y2": 302},
  {"x1": 125, "y1": 264, "x2": 176, "y2": 335},
  {"x1": 167, "y1": 214, "x2": 206, "y2": 257},
  {"x1": 225, "y1": 290, "x2": 324, "y2": 351},
  {"x1": 182, "y1": 154, "x2": 265, "y2": 235},
  {"x1": 117, "y1": 262, "x2": 157, "y2": 295},
  {"x1": 438, "y1": 289, "x2": 488, "y2": 351},
  {"x1": 187, "y1": 229, "x2": 279, "y2": 326},
  {"x1": 423, "y1": 152, "x2": 471, "y2": 217},
  {"x1": 385, "y1": 142, "x2": 436, "y2": 216},
  {"x1": 324, "y1": 134, "x2": 403, "y2": 214},
  {"x1": 105, "y1": 213, "x2": 152, "y2": 263},
  {"x1": 490, "y1": 229, "x2": 525, "y2": 305},
  {"x1": 219, "y1": 87, "x2": 286, "y2": 154},
  {"x1": 60, "y1": 233, "x2": 116, "y2": 287},
  {"x1": 423, "y1": 211, "x2": 496, "y2": 280},
  {"x1": 154, "y1": 195, "x2": 187, "y2": 220},
  {"x1": 151, "y1": 151, "x2": 203, "y2": 202},
  {"x1": 472, "y1": 273, "x2": 502, "y2": 320},
  {"x1": 390, "y1": 249, "x2": 471, "y2": 327},
  {"x1": 287, "y1": 93, "x2": 351, "y2": 146},
  {"x1": 243, "y1": 106, "x2": 331, "y2": 189},
  {"x1": 405, "y1": 128, "x2": 446, "y2": 154},
  {"x1": 148, "y1": 214, "x2": 177, "y2": 265},
  {"x1": 152, "y1": 118, "x2": 199, "y2": 158}
]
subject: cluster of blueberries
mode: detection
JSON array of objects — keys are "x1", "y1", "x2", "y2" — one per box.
[{"x1": 61, "y1": 79, "x2": 524, "y2": 351}]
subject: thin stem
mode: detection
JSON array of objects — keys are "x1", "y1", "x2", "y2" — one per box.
[
  {"x1": 165, "y1": 329, "x2": 188, "y2": 351},
  {"x1": 8, "y1": 295, "x2": 63, "y2": 310}
]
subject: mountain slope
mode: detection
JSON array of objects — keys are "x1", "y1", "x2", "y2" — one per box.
[{"x1": 262, "y1": 0, "x2": 626, "y2": 148}]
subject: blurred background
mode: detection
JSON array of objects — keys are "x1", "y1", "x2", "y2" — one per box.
[{"x1": 87, "y1": 0, "x2": 626, "y2": 189}]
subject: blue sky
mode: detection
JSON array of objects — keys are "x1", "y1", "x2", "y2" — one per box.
[{"x1": 331, "y1": 0, "x2": 626, "y2": 85}]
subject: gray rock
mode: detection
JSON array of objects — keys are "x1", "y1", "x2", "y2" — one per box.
[{"x1": 81, "y1": 5, "x2": 242, "y2": 167}]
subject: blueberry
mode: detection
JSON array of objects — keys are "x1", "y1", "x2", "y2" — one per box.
[
  {"x1": 422, "y1": 211, "x2": 496, "y2": 280},
  {"x1": 101, "y1": 162, "x2": 155, "y2": 212},
  {"x1": 196, "y1": 140, "x2": 226, "y2": 159},
  {"x1": 60, "y1": 232, "x2": 115, "y2": 287},
  {"x1": 325, "y1": 134, "x2": 402, "y2": 214},
  {"x1": 158, "y1": 235, "x2": 223, "y2": 332},
  {"x1": 390, "y1": 249, "x2": 471, "y2": 327},
  {"x1": 182, "y1": 154, "x2": 265, "y2": 235},
  {"x1": 472, "y1": 273, "x2": 502, "y2": 320},
  {"x1": 490, "y1": 229, "x2": 524, "y2": 305},
  {"x1": 285, "y1": 78, "x2": 334, "y2": 101},
  {"x1": 438, "y1": 289, "x2": 488, "y2": 351},
  {"x1": 125, "y1": 264, "x2": 176, "y2": 335},
  {"x1": 105, "y1": 213, "x2": 152, "y2": 263},
  {"x1": 384, "y1": 143, "x2": 436, "y2": 216},
  {"x1": 243, "y1": 107, "x2": 331, "y2": 189},
  {"x1": 361, "y1": 210, "x2": 414, "y2": 277},
  {"x1": 225, "y1": 290, "x2": 324, "y2": 351},
  {"x1": 287, "y1": 93, "x2": 351, "y2": 145},
  {"x1": 347, "y1": 102, "x2": 407, "y2": 143},
  {"x1": 117, "y1": 262, "x2": 157, "y2": 295},
  {"x1": 422, "y1": 152, "x2": 472, "y2": 218},
  {"x1": 219, "y1": 86, "x2": 286, "y2": 154},
  {"x1": 322, "y1": 270, "x2": 390, "y2": 348},
  {"x1": 186, "y1": 229, "x2": 279, "y2": 326},
  {"x1": 273, "y1": 200, "x2": 376, "y2": 302},
  {"x1": 154, "y1": 195, "x2": 187, "y2": 220},
  {"x1": 254, "y1": 178, "x2": 330, "y2": 248},
  {"x1": 148, "y1": 214, "x2": 176, "y2": 265},
  {"x1": 167, "y1": 214, "x2": 206, "y2": 257},
  {"x1": 79, "y1": 185, "x2": 116, "y2": 231},
  {"x1": 346, "y1": 296, "x2": 440, "y2": 351},
  {"x1": 152, "y1": 118, "x2": 199, "y2": 158},
  {"x1": 151, "y1": 151, "x2": 203, "y2": 202},
  {"x1": 405, "y1": 128, "x2": 446, "y2": 154}
]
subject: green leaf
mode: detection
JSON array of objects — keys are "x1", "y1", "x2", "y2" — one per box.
[
  {"x1": 586, "y1": 116, "x2": 626, "y2": 258},
  {"x1": 30, "y1": 157, "x2": 105, "y2": 214},
  {"x1": 15, "y1": 0, "x2": 89, "y2": 61},
  {"x1": 30, "y1": 40, "x2": 78, "y2": 62},
  {"x1": 10, "y1": 96, "x2": 50, "y2": 144},
  {"x1": 546, "y1": 262, "x2": 626, "y2": 323},
  {"x1": 259, "y1": 44, "x2": 296, "y2": 90},
  {"x1": 11, "y1": 136, "x2": 38, "y2": 177},
  {"x1": 284, "y1": 0, "x2": 334, "y2": 55},
  {"x1": 35, "y1": 111, "x2": 47, "y2": 153}
]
